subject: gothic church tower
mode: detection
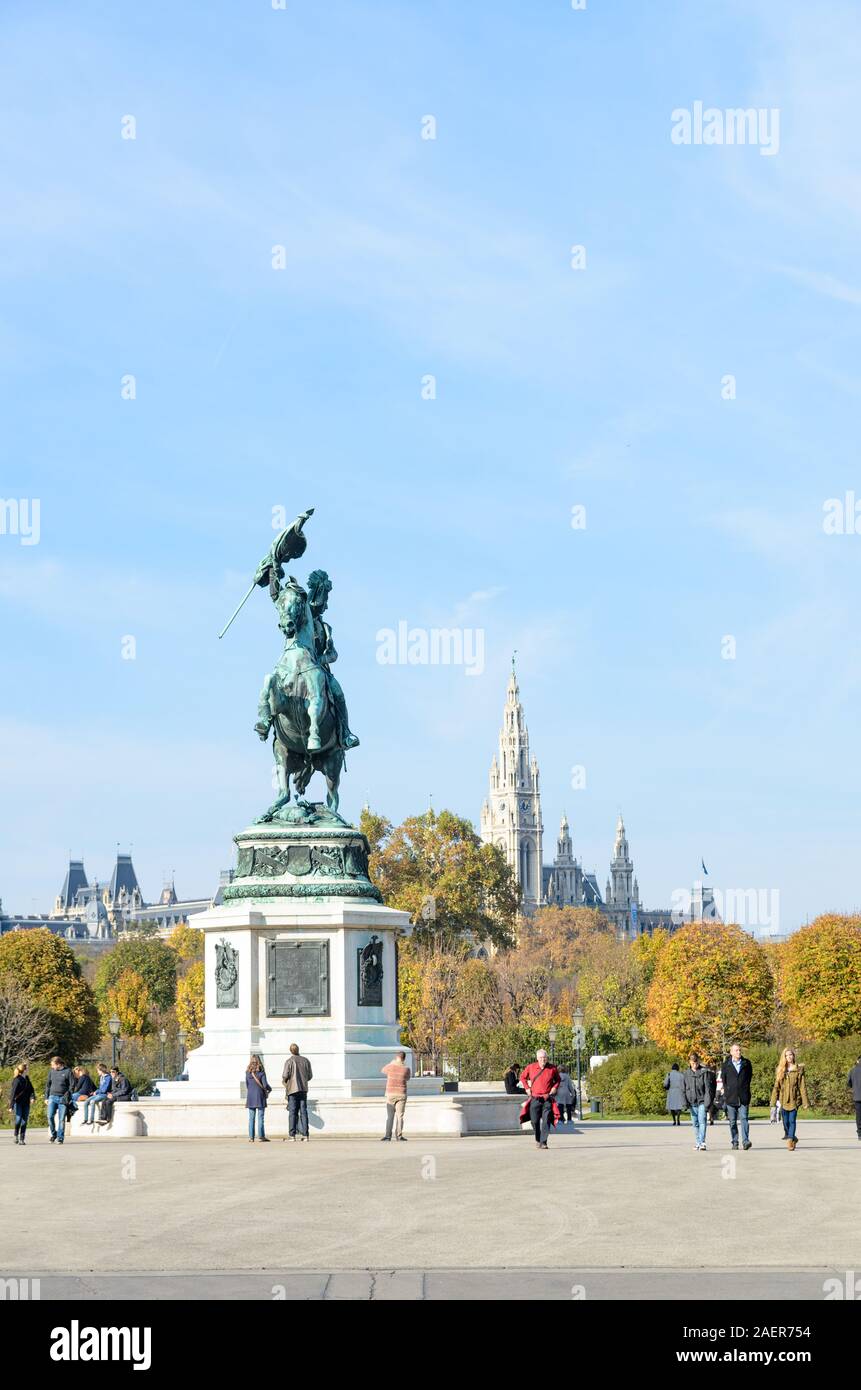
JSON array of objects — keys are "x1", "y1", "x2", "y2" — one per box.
[{"x1": 480, "y1": 661, "x2": 544, "y2": 912}]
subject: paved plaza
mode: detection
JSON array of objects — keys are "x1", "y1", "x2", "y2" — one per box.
[{"x1": 2, "y1": 1120, "x2": 858, "y2": 1299}]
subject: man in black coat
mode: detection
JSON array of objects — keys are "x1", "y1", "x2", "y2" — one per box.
[
  {"x1": 847, "y1": 1056, "x2": 861, "y2": 1140},
  {"x1": 721, "y1": 1042, "x2": 753, "y2": 1151}
]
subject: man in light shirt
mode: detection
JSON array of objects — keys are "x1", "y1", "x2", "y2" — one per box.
[{"x1": 380, "y1": 1051, "x2": 411, "y2": 1142}]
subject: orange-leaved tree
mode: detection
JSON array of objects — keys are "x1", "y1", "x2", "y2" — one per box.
[
  {"x1": 646, "y1": 922, "x2": 774, "y2": 1059},
  {"x1": 777, "y1": 915, "x2": 861, "y2": 1040}
]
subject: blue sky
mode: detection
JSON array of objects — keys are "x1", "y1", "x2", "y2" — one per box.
[{"x1": 1, "y1": 0, "x2": 860, "y2": 931}]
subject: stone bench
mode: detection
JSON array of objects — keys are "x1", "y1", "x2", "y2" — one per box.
[{"x1": 68, "y1": 1103, "x2": 144, "y2": 1138}]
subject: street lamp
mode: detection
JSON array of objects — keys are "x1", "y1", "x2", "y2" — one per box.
[
  {"x1": 108, "y1": 1015, "x2": 121, "y2": 1069},
  {"x1": 178, "y1": 1030, "x2": 187, "y2": 1078},
  {"x1": 159, "y1": 1027, "x2": 167, "y2": 1079},
  {"x1": 548, "y1": 1024, "x2": 557, "y2": 1065},
  {"x1": 573, "y1": 1007, "x2": 585, "y2": 1120}
]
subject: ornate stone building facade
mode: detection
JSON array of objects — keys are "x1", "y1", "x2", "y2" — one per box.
[
  {"x1": 480, "y1": 668, "x2": 677, "y2": 939},
  {"x1": 479, "y1": 664, "x2": 544, "y2": 913}
]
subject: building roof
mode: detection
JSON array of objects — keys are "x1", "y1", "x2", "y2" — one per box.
[
  {"x1": 109, "y1": 853, "x2": 140, "y2": 901},
  {"x1": 58, "y1": 859, "x2": 88, "y2": 909}
]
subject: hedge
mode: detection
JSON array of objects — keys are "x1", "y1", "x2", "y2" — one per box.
[{"x1": 587, "y1": 1039, "x2": 861, "y2": 1115}]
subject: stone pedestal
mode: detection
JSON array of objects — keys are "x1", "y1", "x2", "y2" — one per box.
[{"x1": 158, "y1": 815, "x2": 418, "y2": 1105}]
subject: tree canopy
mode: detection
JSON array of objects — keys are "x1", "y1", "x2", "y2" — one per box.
[
  {"x1": 646, "y1": 921, "x2": 774, "y2": 1058},
  {"x1": 361, "y1": 807, "x2": 519, "y2": 948},
  {"x1": 95, "y1": 938, "x2": 178, "y2": 1014},
  {"x1": 0, "y1": 928, "x2": 100, "y2": 1059},
  {"x1": 777, "y1": 915, "x2": 861, "y2": 1039}
]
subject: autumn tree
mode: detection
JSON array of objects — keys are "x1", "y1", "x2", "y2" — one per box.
[
  {"x1": 95, "y1": 938, "x2": 177, "y2": 1014},
  {"x1": 399, "y1": 937, "x2": 472, "y2": 1065},
  {"x1": 105, "y1": 969, "x2": 152, "y2": 1037},
  {"x1": 176, "y1": 962, "x2": 205, "y2": 1045},
  {"x1": 167, "y1": 923, "x2": 205, "y2": 966},
  {"x1": 578, "y1": 935, "x2": 647, "y2": 1050},
  {"x1": 361, "y1": 807, "x2": 518, "y2": 949},
  {"x1": 646, "y1": 922, "x2": 774, "y2": 1058},
  {"x1": 0, "y1": 928, "x2": 100, "y2": 1058},
  {"x1": 517, "y1": 905, "x2": 612, "y2": 973},
  {"x1": 491, "y1": 951, "x2": 553, "y2": 1025},
  {"x1": 777, "y1": 915, "x2": 861, "y2": 1040}
]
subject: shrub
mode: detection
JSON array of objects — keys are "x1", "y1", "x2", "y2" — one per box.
[
  {"x1": 619, "y1": 1067, "x2": 668, "y2": 1115},
  {"x1": 587, "y1": 1046, "x2": 675, "y2": 1112}
]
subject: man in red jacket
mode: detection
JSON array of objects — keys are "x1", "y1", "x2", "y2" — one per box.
[{"x1": 520, "y1": 1049, "x2": 561, "y2": 1150}]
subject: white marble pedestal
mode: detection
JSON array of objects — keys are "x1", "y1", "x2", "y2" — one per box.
[{"x1": 157, "y1": 894, "x2": 420, "y2": 1104}]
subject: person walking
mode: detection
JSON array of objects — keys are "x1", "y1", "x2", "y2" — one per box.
[
  {"x1": 380, "y1": 1050, "x2": 411, "y2": 1141},
  {"x1": 770, "y1": 1048, "x2": 809, "y2": 1150},
  {"x1": 847, "y1": 1055, "x2": 861, "y2": 1141},
  {"x1": 9, "y1": 1063, "x2": 35, "y2": 1145},
  {"x1": 681, "y1": 1053, "x2": 714, "y2": 1151},
  {"x1": 503, "y1": 1063, "x2": 525, "y2": 1095},
  {"x1": 245, "y1": 1054, "x2": 271, "y2": 1142},
  {"x1": 282, "y1": 1043, "x2": 313, "y2": 1142},
  {"x1": 721, "y1": 1043, "x2": 753, "y2": 1151},
  {"x1": 45, "y1": 1056, "x2": 74, "y2": 1145},
  {"x1": 86, "y1": 1064, "x2": 111, "y2": 1127},
  {"x1": 663, "y1": 1062, "x2": 686, "y2": 1126},
  {"x1": 520, "y1": 1048, "x2": 561, "y2": 1150},
  {"x1": 555, "y1": 1067, "x2": 577, "y2": 1123}
]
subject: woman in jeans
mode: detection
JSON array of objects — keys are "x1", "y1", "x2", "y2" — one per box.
[
  {"x1": 9, "y1": 1063, "x2": 35, "y2": 1145},
  {"x1": 245, "y1": 1055, "x2": 271, "y2": 1143},
  {"x1": 770, "y1": 1048, "x2": 809, "y2": 1151}
]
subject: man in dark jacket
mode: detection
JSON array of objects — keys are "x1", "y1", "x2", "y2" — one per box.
[
  {"x1": 98, "y1": 1068, "x2": 132, "y2": 1124},
  {"x1": 282, "y1": 1044, "x2": 313, "y2": 1142},
  {"x1": 847, "y1": 1056, "x2": 861, "y2": 1139},
  {"x1": 681, "y1": 1053, "x2": 715, "y2": 1152},
  {"x1": 45, "y1": 1056, "x2": 74, "y2": 1145},
  {"x1": 721, "y1": 1042, "x2": 754, "y2": 1151}
]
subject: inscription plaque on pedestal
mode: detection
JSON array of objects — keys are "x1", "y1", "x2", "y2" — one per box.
[{"x1": 267, "y1": 939, "x2": 329, "y2": 1017}]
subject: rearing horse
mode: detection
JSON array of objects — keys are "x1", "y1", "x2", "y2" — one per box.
[{"x1": 259, "y1": 581, "x2": 344, "y2": 818}]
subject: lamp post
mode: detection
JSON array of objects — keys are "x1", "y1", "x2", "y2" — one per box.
[
  {"x1": 592, "y1": 1023, "x2": 600, "y2": 1055},
  {"x1": 108, "y1": 1015, "x2": 121, "y2": 1069},
  {"x1": 548, "y1": 1024, "x2": 557, "y2": 1065},
  {"x1": 159, "y1": 1027, "x2": 167, "y2": 1079},
  {"x1": 573, "y1": 1007, "x2": 585, "y2": 1120},
  {"x1": 178, "y1": 1030, "x2": 187, "y2": 1078}
]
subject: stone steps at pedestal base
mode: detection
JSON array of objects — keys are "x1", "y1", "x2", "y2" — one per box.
[{"x1": 130, "y1": 1092, "x2": 524, "y2": 1138}]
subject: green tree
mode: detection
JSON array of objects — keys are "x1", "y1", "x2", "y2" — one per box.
[
  {"x1": 363, "y1": 807, "x2": 518, "y2": 949},
  {"x1": 95, "y1": 938, "x2": 177, "y2": 1014},
  {"x1": 0, "y1": 928, "x2": 100, "y2": 1059}
]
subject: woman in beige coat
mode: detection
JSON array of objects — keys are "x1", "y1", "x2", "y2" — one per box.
[{"x1": 770, "y1": 1048, "x2": 810, "y2": 1150}]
